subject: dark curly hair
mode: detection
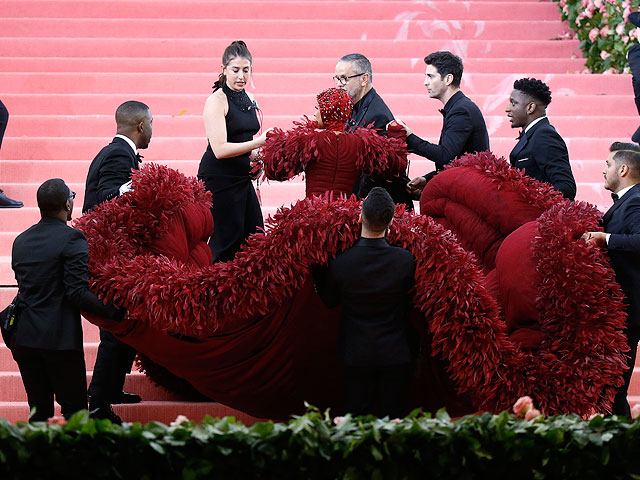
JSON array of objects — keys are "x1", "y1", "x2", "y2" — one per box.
[{"x1": 513, "y1": 78, "x2": 552, "y2": 106}]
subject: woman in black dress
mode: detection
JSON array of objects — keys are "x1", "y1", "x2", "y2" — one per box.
[{"x1": 198, "y1": 40, "x2": 270, "y2": 262}]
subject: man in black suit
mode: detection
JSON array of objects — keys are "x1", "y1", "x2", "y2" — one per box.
[
  {"x1": 628, "y1": 13, "x2": 640, "y2": 143},
  {"x1": 313, "y1": 187, "x2": 416, "y2": 418},
  {"x1": 83, "y1": 100, "x2": 152, "y2": 422},
  {"x1": 390, "y1": 51, "x2": 490, "y2": 197},
  {"x1": 0, "y1": 99, "x2": 23, "y2": 208},
  {"x1": 506, "y1": 78, "x2": 576, "y2": 200},
  {"x1": 10, "y1": 179, "x2": 122, "y2": 422},
  {"x1": 585, "y1": 142, "x2": 640, "y2": 417},
  {"x1": 334, "y1": 53, "x2": 413, "y2": 210}
]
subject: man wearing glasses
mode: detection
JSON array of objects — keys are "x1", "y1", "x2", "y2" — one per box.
[
  {"x1": 334, "y1": 54, "x2": 413, "y2": 210},
  {"x1": 8, "y1": 179, "x2": 123, "y2": 422}
]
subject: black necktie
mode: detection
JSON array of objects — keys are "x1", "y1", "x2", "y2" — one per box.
[{"x1": 612, "y1": 193, "x2": 619, "y2": 203}]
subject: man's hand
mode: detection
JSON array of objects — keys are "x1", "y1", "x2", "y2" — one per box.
[
  {"x1": 387, "y1": 119, "x2": 411, "y2": 137},
  {"x1": 406, "y1": 176, "x2": 427, "y2": 195},
  {"x1": 582, "y1": 231, "x2": 607, "y2": 247}
]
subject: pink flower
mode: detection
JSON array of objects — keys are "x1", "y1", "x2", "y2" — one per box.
[
  {"x1": 589, "y1": 27, "x2": 600, "y2": 42},
  {"x1": 601, "y1": 51, "x2": 611, "y2": 60},
  {"x1": 630, "y1": 28, "x2": 640, "y2": 40},
  {"x1": 624, "y1": 6, "x2": 632, "y2": 21},
  {"x1": 594, "y1": 0, "x2": 603, "y2": 7},
  {"x1": 513, "y1": 396, "x2": 533, "y2": 417},
  {"x1": 617, "y1": 23, "x2": 626, "y2": 35},
  {"x1": 604, "y1": 68, "x2": 618, "y2": 74},
  {"x1": 525, "y1": 409, "x2": 541, "y2": 421},
  {"x1": 47, "y1": 416, "x2": 67, "y2": 425},
  {"x1": 600, "y1": 27, "x2": 610, "y2": 37},
  {"x1": 170, "y1": 415, "x2": 190, "y2": 426},
  {"x1": 623, "y1": 35, "x2": 630, "y2": 44},
  {"x1": 631, "y1": 403, "x2": 640, "y2": 419},
  {"x1": 390, "y1": 418, "x2": 402, "y2": 424},
  {"x1": 333, "y1": 416, "x2": 345, "y2": 425}
]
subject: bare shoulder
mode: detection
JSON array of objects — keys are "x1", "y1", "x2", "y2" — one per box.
[{"x1": 204, "y1": 90, "x2": 228, "y2": 115}]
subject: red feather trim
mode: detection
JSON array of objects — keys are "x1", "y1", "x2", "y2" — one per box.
[
  {"x1": 262, "y1": 118, "x2": 408, "y2": 184},
  {"x1": 78, "y1": 160, "x2": 627, "y2": 416}
]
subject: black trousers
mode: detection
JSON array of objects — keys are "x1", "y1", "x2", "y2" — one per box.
[
  {"x1": 11, "y1": 344, "x2": 87, "y2": 422},
  {"x1": 611, "y1": 327, "x2": 640, "y2": 417},
  {"x1": 343, "y1": 363, "x2": 413, "y2": 419},
  {"x1": 87, "y1": 329, "x2": 137, "y2": 406},
  {"x1": 0, "y1": 99, "x2": 7, "y2": 151}
]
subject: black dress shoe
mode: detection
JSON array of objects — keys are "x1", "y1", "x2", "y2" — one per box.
[
  {"x1": 0, "y1": 190, "x2": 23, "y2": 208},
  {"x1": 89, "y1": 405, "x2": 122, "y2": 425},
  {"x1": 113, "y1": 391, "x2": 142, "y2": 404}
]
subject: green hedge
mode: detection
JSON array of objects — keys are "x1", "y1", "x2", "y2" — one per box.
[
  {"x1": 1, "y1": 407, "x2": 640, "y2": 479},
  {"x1": 552, "y1": 0, "x2": 637, "y2": 73}
]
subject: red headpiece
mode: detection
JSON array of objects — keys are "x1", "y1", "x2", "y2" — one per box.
[{"x1": 316, "y1": 87, "x2": 353, "y2": 130}]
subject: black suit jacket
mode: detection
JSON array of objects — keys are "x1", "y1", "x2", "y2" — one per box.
[
  {"x1": 628, "y1": 44, "x2": 640, "y2": 142},
  {"x1": 11, "y1": 218, "x2": 121, "y2": 351},
  {"x1": 603, "y1": 184, "x2": 640, "y2": 329},
  {"x1": 509, "y1": 117, "x2": 576, "y2": 200},
  {"x1": 347, "y1": 87, "x2": 394, "y2": 134},
  {"x1": 407, "y1": 90, "x2": 489, "y2": 171},
  {"x1": 313, "y1": 237, "x2": 416, "y2": 366},
  {"x1": 83, "y1": 136, "x2": 140, "y2": 213}
]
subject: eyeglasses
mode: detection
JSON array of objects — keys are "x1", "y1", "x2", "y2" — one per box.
[
  {"x1": 68, "y1": 191, "x2": 76, "y2": 200},
  {"x1": 332, "y1": 73, "x2": 366, "y2": 86}
]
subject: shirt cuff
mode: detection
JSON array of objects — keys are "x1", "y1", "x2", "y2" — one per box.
[{"x1": 606, "y1": 233, "x2": 611, "y2": 245}]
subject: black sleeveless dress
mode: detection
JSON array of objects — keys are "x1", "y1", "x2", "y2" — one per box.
[{"x1": 197, "y1": 84, "x2": 263, "y2": 262}]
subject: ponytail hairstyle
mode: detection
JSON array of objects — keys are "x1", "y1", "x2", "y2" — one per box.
[{"x1": 213, "y1": 40, "x2": 253, "y2": 91}]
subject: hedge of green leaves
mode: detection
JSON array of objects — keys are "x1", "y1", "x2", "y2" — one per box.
[
  {"x1": 552, "y1": 0, "x2": 637, "y2": 73},
  {"x1": 1, "y1": 407, "x2": 640, "y2": 479}
]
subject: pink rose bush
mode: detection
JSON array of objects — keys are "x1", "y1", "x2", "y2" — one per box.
[{"x1": 553, "y1": 0, "x2": 639, "y2": 72}]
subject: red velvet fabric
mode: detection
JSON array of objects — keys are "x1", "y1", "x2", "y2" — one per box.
[{"x1": 77, "y1": 157, "x2": 628, "y2": 418}]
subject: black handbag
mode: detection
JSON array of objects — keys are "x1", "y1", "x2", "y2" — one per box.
[{"x1": 1, "y1": 295, "x2": 22, "y2": 347}]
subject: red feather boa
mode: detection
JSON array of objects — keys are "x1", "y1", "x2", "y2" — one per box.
[{"x1": 76, "y1": 156, "x2": 627, "y2": 417}]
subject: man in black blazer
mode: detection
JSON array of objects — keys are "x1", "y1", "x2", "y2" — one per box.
[
  {"x1": 390, "y1": 51, "x2": 489, "y2": 197},
  {"x1": 0, "y1": 99, "x2": 23, "y2": 208},
  {"x1": 585, "y1": 142, "x2": 640, "y2": 417},
  {"x1": 334, "y1": 53, "x2": 413, "y2": 210},
  {"x1": 506, "y1": 78, "x2": 576, "y2": 200},
  {"x1": 10, "y1": 179, "x2": 122, "y2": 422},
  {"x1": 313, "y1": 188, "x2": 416, "y2": 418},
  {"x1": 628, "y1": 13, "x2": 640, "y2": 143},
  {"x1": 83, "y1": 100, "x2": 152, "y2": 422}
]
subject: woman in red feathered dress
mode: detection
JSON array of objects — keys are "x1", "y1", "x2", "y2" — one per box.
[{"x1": 261, "y1": 87, "x2": 408, "y2": 199}]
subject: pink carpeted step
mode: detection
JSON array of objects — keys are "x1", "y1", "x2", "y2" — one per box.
[
  {"x1": 6, "y1": 114, "x2": 638, "y2": 140},
  {"x1": 0, "y1": 1, "x2": 567, "y2": 21},
  {"x1": 0, "y1": 342, "x2": 100, "y2": 371},
  {"x1": 4, "y1": 93, "x2": 633, "y2": 117},
  {"x1": 0, "y1": 18, "x2": 570, "y2": 41},
  {"x1": 0, "y1": 136, "x2": 622, "y2": 163},
  {"x1": 1, "y1": 57, "x2": 587, "y2": 74},
  {"x1": 0, "y1": 401, "x2": 266, "y2": 425},
  {"x1": 6, "y1": 72, "x2": 622, "y2": 96},
  {"x1": 0, "y1": 370, "x2": 200, "y2": 402},
  {"x1": 0, "y1": 38, "x2": 582, "y2": 60}
]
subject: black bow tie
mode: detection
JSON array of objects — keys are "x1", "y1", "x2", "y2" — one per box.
[
  {"x1": 136, "y1": 153, "x2": 144, "y2": 161},
  {"x1": 516, "y1": 130, "x2": 527, "y2": 141},
  {"x1": 439, "y1": 108, "x2": 446, "y2": 117},
  {"x1": 612, "y1": 192, "x2": 619, "y2": 203}
]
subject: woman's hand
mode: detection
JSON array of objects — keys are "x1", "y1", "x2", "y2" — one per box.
[
  {"x1": 387, "y1": 119, "x2": 411, "y2": 137},
  {"x1": 257, "y1": 127, "x2": 275, "y2": 145}
]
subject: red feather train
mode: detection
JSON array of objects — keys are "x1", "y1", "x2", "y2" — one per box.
[{"x1": 76, "y1": 154, "x2": 628, "y2": 419}]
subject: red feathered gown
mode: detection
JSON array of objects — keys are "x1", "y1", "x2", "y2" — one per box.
[
  {"x1": 76, "y1": 153, "x2": 628, "y2": 420},
  {"x1": 261, "y1": 119, "x2": 407, "y2": 198}
]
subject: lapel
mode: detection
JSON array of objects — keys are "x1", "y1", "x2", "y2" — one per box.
[
  {"x1": 509, "y1": 117, "x2": 548, "y2": 164},
  {"x1": 602, "y1": 184, "x2": 640, "y2": 228},
  {"x1": 111, "y1": 136, "x2": 138, "y2": 167}
]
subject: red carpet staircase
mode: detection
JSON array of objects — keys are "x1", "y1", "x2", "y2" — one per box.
[{"x1": 0, "y1": 0, "x2": 638, "y2": 423}]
